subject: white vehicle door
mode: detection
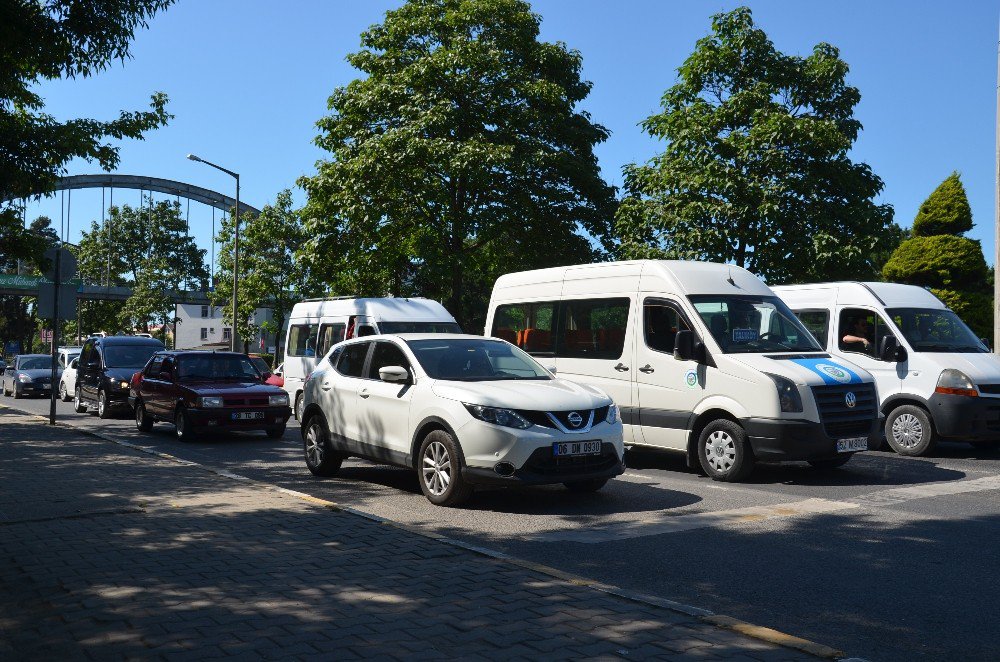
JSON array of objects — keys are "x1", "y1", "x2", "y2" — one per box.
[
  {"x1": 355, "y1": 340, "x2": 415, "y2": 460},
  {"x1": 834, "y1": 307, "x2": 903, "y2": 396},
  {"x1": 319, "y1": 342, "x2": 371, "y2": 445},
  {"x1": 285, "y1": 321, "x2": 321, "y2": 409},
  {"x1": 634, "y1": 297, "x2": 700, "y2": 450}
]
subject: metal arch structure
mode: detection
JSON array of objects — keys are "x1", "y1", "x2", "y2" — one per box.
[{"x1": 48, "y1": 174, "x2": 261, "y2": 216}]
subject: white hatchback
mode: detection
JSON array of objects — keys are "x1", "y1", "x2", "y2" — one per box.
[{"x1": 300, "y1": 334, "x2": 625, "y2": 506}]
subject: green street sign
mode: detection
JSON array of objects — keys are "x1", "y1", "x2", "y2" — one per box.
[{"x1": 0, "y1": 274, "x2": 82, "y2": 289}]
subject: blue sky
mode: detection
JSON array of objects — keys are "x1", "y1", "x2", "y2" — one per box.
[{"x1": 23, "y1": 0, "x2": 1000, "y2": 276}]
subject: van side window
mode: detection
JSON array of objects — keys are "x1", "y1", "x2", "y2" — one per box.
[
  {"x1": 492, "y1": 302, "x2": 555, "y2": 353},
  {"x1": 838, "y1": 309, "x2": 880, "y2": 357},
  {"x1": 794, "y1": 311, "x2": 829, "y2": 348},
  {"x1": 317, "y1": 323, "x2": 346, "y2": 357},
  {"x1": 336, "y1": 342, "x2": 371, "y2": 378},
  {"x1": 643, "y1": 301, "x2": 689, "y2": 354},
  {"x1": 288, "y1": 324, "x2": 319, "y2": 357},
  {"x1": 557, "y1": 298, "x2": 630, "y2": 359}
]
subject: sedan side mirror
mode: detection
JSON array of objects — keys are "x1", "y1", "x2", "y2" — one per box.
[
  {"x1": 379, "y1": 365, "x2": 410, "y2": 383},
  {"x1": 879, "y1": 336, "x2": 907, "y2": 363},
  {"x1": 674, "y1": 330, "x2": 695, "y2": 362}
]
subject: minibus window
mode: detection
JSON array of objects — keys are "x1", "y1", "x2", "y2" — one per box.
[
  {"x1": 492, "y1": 302, "x2": 556, "y2": 353},
  {"x1": 643, "y1": 302, "x2": 689, "y2": 354},
  {"x1": 288, "y1": 324, "x2": 319, "y2": 357},
  {"x1": 559, "y1": 298, "x2": 630, "y2": 359},
  {"x1": 885, "y1": 308, "x2": 987, "y2": 353},
  {"x1": 794, "y1": 311, "x2": 829, "y2": 348},
  {"x1": 689, "y1": 295, "x2": 822, "y2": 354},
  {"x1": 838, "y1": 309, "x2": 882, "y2": 357},
  {"x1": 317, "y1": 323, "x2": 346, "y2": 356}
]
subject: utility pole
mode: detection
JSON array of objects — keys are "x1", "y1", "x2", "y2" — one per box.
[{"x1": 995, "y1": 19, "x2": 1000, "y2": 352}]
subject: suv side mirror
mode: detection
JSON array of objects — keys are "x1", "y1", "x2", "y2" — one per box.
[
  {"x1": 674, "y1": 330, "x2": 695, "y2": 362},
  {"x1": 70, "y1": 358, "x2": 78, "y2": 369},
  {"x1": 379, "y1": 365, "x2": 410, "y2": 383},
  {"x1": 879, "y1": 336, "x2": 907, "y2": 363}
]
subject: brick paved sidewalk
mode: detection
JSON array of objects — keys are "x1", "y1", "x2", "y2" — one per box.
[{"x1": 0, "y1": 410, "x2": 817, "y2": 661}]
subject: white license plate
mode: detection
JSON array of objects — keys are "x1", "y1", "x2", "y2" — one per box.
[
  {"x1": 553, "y1": 440, "x2": 602, "y2": 457},
  {"x1": 232, "y1": 411, "x2": 264, "y2": 421},
  {"x1": 836, "y1": 436, "x2": 868, "y2": 453}
]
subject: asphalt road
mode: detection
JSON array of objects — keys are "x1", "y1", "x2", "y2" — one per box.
[{"x1": 8, "y1": 392, "x2": 1000, "y2": 661}]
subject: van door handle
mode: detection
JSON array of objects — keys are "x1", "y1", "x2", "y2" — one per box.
[
  {"x1": 321, "y1": 382, "x2": 332, "y2": 391},
  {"x1": 614, "y1": 363, "x2": 630, "y2": 372},
  {"x1": 639, "y1": 365, "x2": 655, "y2": 374},
  {"x1": 359, "y1": 388, "x2": 370, "y2": 399}
]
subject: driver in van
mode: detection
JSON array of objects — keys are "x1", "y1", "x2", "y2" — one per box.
[{"x1": 842, "y1": 316, "x2": 874, "y2": 354}]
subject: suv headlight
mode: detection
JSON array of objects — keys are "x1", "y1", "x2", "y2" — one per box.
[
  {"x1": 269, "y1": 393, "x2": 289, "y2": 407},
  {"x1": 935, "y1": 369, "x2": 978, "y2": 397},
  {"x1": 464, "y1": 404, "x2": 532, "y2": 429},
  {"x1": 17, "y1": 373, "x2": 32, "y2": 383},
  {"x1": 766, "y1": 373, "x2": 803, "y2": 413},
  {"x1": 199, "y1": 396, "x2": 224, "y2": 408},
  {"x1": 605, "y1": 403, "x2": 619, "y2": 425}
]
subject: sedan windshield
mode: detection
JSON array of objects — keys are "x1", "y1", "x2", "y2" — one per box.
[
  {"x1": 379, "y1": 321, "x2": 463, "y2": 334},
  {"x1": 104, "y1": 345, "x2": 161, "y2": 368},
  {"x1": 17, "y1": 356, "x2": 52, "y2": 370},
  {"x1": 887, "y1": 308, "x2": 988, "y2": 353},
  {"x1": 177, "y1": 354, "x2": 261, "y2": 381},
  {"x1": 406, "y1": 338, "x2": 551, "y2": 381},
  {"x1": 689, "y1": 295, "x2": 823, "y2": 354}
]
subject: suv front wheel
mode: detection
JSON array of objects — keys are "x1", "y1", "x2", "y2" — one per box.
[
  {"x1": 418, "y1": 430, "x2": 473, "y2": 507},
  {"x1": 303, "y1": 415, "x2": 343, "y2": 476}
]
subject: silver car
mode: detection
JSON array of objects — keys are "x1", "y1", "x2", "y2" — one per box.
[{"x1": 2, "y1": 354, "x2": 59, "y2": 399}]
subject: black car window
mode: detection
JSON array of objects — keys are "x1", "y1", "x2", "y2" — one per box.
[
  {"x1": 159, "y1": 357, "x2": 176, "y2": 379},
  {"x1": 17, "y1": 356, "x2": 52, "y2": 370},
  {"x1": 336, "y1": 342, "x2": 371, "y2": 378},
  {"x1": 103, "y1": 345, "x2": 161, "y2": 369},
  {"x1": 367, "y1": 342, "x2": 411, "y2": 379},
  {"x1": 146, "y1": 356, "x2": 164, "y2": 377}
]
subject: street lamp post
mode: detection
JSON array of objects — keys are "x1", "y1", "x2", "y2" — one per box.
[{"x1": 187, "y1": 153, "x2": 240, "y2": 352}]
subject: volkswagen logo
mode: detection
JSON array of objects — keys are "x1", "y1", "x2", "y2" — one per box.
[
  {"x1": 567, "y1": 411, "x2": 584, "y2": 428},
  {"x1": 845, "y1": 392, "x2": 857, "y2": 409}
]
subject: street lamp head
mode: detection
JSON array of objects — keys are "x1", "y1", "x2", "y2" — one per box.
[{"x1": 186, "y1": 153, "x2": 201, "y2": 162}]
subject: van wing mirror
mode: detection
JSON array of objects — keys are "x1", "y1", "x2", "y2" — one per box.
[
  {"x1": 879, "y1": 336, "x2": 906, "y2": 363},
  {"x1": 674, "y1": 330, "x2": 695, "y2": 362},
  {"x1": 379, "y1": 365, "x2": 410, "y2": 383}
]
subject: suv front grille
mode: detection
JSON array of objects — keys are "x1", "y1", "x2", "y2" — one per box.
[
  {"x1": 811, "y1": 383, "x2": 877, "y2": 439},
  {"x1": 517, "y1": 406, "x2": 609, "y2": 430}
]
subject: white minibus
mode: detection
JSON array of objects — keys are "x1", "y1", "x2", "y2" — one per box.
[
  {"x1": 283, "y1": 297, "x2": 460, "y2": 420},
  {"x1": 773, "y1": 282, "x2": 1000, "y2": 456},
  {"x1": 485, "y1": 260, "x2": 880, "y2": 481}
]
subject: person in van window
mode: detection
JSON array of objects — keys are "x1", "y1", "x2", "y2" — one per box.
[{"x1": 842, "y1": 316, "x2": 874, "y2": 353}]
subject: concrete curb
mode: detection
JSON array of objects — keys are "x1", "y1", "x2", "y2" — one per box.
[{"x1": 1, "y1": 403, "x2": 850, "y2": 660}]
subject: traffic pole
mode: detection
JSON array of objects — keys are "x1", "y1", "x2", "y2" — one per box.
[{"x1": 48, "y1": 248, "x2": 61, "y2": 425}]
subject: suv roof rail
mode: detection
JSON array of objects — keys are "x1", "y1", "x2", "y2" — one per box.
[{"x1": 300, "y1": 296, "x2": 359, "y2": 302}]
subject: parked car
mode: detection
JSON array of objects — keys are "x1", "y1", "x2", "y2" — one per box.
[
  {"x1": 300, "y1": 334, "x2": 625, "y2": 506},
  {"x1": 774, "y1": 281, "x2": 1000, "y2": 455},
  {"x1": 485, "y1": 260, "x2": 881, "y2": 481},
  {"x1": 2, "y1": 354, "x2": 57, "y2": 399},
  {"x1": 59, "y1": 356, "x2": 81, "y2": 401},
  {"x1": 248, "y1": 355, "x2": 283, "y2": 387},
  {"x1": 284, "y1": 297, "x2": 462, "y2": 422},
  {"x1": 130, "y1": 351, "x2": 291, "y2": 440},
  {"x1": 0, "y1": 359, "x2": 7, "y2": 373},
  {"x1": 74, "y1": 335, "x2": 165, "y2": 418}
]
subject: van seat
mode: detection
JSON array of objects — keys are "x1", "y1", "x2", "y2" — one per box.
[
  {"x1": 494, "y1": 328, "x2": 517, "y2": 344},
  {"x1": 522, "y1": 328, "x2": 552, "y2": 352},
  {"x1": 564, "y1": 329, "x2": 595, "y2": 351}
]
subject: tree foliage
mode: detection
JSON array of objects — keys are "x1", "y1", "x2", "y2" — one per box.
[
  {"x1": 298, "y1": 0, "x2": 617, "y2": 328},
  {"x1": 615, "y1": 7, "x2": 897, "y2": 284},
  {"x1": 1, "y1": 0, "x2": 173, "y2": 269},
  {"x1": 882, "y1": 172, "x2": 991, "y2": 337},
  {"x1": 213, "y1": 191, "x2": 319, "y2": 358}
]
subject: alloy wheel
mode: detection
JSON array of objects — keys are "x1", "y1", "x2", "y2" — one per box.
[
  {"x1": 304, "y1": 423, "x2": 325, "y2": 467},
  {"x1": 892, "y1": 413, "x2": 922, "y2": 449},
  {"x1": 704, "y1": 429, "x2": 736, "y2": 474},
  {"x1": 422, "y1": 440, "x2": 452, "y2": 496}
]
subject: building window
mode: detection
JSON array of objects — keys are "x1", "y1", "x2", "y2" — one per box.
[
  {"x1": 200, "y1": 328, "x2": 208, "y2": 341},
  {"x1": 223, "y1": 328, "x2": 232, "y2": 341},
  {"x1": 201, "y1": 305, "x2": 209, "y2": 318}
]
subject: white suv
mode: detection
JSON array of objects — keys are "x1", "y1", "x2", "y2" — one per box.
[{"x1": 300, "y1": 334, "x2": 625, "y2": 506}]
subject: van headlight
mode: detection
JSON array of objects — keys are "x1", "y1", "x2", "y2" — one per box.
[
  {"x1": 199, "y1": 396, "x2": 224, "y2": 408},
  {"x1": 935, "y1": 369, "x2": 978, "y2": 397},
  {"x1": 605, "y1": 403, "x2": 619, "y2": 425},
  {"x1": 269, "y1": 393, "x2": 289, "y2": 407},
  {"x1": 464, "y1": 404, "x2": 532, "y2": 429},
  {"x1": 765, "y1": 373, "x2": 803, "y2": 413}
]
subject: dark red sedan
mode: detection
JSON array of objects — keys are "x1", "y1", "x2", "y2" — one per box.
[{"x1": 130, "y1": 351, "x2": 292, "y2": 441}]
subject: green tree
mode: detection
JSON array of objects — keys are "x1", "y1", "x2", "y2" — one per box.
[
  {"x1": 1, "y1": 0, "x2": 174, "y2": 269},
  {"x1": 213, "y1": 191, "x2": 318, "y2": 359},
  {"x1": 615, "y1": 7, "x2": 897, "y2": 284},
  {"x1": 883, "y1": 172, "x2": 992, "y2": 337},
  {"x1": 299, "y1": 0, "x2": 617, "y2": 328}
]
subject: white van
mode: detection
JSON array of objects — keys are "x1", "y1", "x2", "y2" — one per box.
[
  {"x1": 773, "y1": 282, "x2": 1000, "y2": 456},
  {"x1": 485, "y1": 260, "x2": 881, "y2": 481},
  {"x1": 283, "y1": 297, "x2": 461, "y2": 420}
]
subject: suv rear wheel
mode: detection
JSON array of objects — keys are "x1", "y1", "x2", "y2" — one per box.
[{"x1": 418, "y1": 430, "x2": 473, "y2": 507}]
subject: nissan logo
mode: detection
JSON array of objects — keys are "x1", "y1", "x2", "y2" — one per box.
[
  {"x1": 567, "y1": 411, "x2": 584, "y2": 428},
  {"x1": 845, "y1": 392, "x2": 856, "y2": 409}
]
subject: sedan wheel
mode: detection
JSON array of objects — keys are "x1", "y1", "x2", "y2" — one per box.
[
  {"x1": 135, "y1": 401, "x2": 153, "y2": 432},
  {"x1": 418, "y1": 430, "x2": 473, "y2": 507},
  {"x1": 59, "y1": 382, "x2": 67, "y2": 402},
  {"x1": 73, "y1": 388, "x2": 87, "y2": 413},
  {"x1": 175, "y1": 408, "x2": 197, "y2": 442}
]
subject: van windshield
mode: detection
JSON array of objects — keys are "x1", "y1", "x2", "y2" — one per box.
[
  {"x1": 379, "y1": 321, "x2": 463, "y2": 334},
  {"x1": 689, "y1": 295, "x2": 823, "y2": 354},
  {"x1": 886, "y1": 308, "x2": 988, "y2": 353},
  {"x1": 406, "y1": 338, "x2": 550, "y2": 381}
]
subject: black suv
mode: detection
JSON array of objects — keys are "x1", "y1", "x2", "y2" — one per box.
[{"x1": 74, "y1": 335, "x2": 165, "y2": 418}]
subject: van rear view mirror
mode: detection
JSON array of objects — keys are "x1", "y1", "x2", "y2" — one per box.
[
  {"x1": 879, "y1": 336, "x2": 906, "y2": 363},
  {"x1": 674, "y1": 330, "x2": 694, "y2": 361}
]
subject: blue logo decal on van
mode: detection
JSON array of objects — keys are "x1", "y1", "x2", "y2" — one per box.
[{"x1": 787, "y1": 358, "x2": 863, "y2": 385}]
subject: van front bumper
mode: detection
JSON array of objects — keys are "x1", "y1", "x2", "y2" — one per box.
[
  {"x1": 742, "y1": 417, "x2": 881, "y2": 461},
  {"x1": 928, "y1": 393, "x2": 1000, "y2": 441}
]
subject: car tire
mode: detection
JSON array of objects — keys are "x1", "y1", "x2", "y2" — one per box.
[
  {"x1": 73, "y1": 388, "x2": 87, "y2": 413},
  {"x1": 563, "y1": 478, "x2": 609, "y2": 493},
  {"x1": 697, "y1": 419, "x2": 755, "y2": 482},
  {"x1": 885, "y1": 405, "x2": 936, "y2": 456},
  {"x1": 808, "y1": 455, "x2": 853, "y2": 470},
  {"x1": 59, "y1": 382, "x2": 68, "y2": 402},
  {"x1": 12, "y1": 385, "x2": 21, "y2": 399},
  {"x1": 294, "y1": 393, "x2": 304, "y2": 422},
  {"x1": 266, "y1": 424, "x2": 286, "y2": 439},
  {"x1": 418, "y1": 430, "x2": 473, "y2": 507},
  {"x1": 135, "y1": 400, "x2": 153, "y2": 432},
  {"x1": 97, "y1": 389, "x2": 111, "y2": 419},
  {"x1": 303, "y1": 415, "x2": 343, "y2": 477},
  {"x1": 175, "y1": 407, "x2": 197, "y2": 442}
]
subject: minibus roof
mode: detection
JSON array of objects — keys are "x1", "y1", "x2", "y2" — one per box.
[
  {"x1": 289, "y1": 297, "x2": 457, "y2": 322},
  {"x1": 773, "y1": 282, "x2": 946, "y2": 310}
]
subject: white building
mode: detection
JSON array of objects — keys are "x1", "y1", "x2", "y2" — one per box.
[{"x1": 173, "y1": 303, "x2": 282, "y2": 354}]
